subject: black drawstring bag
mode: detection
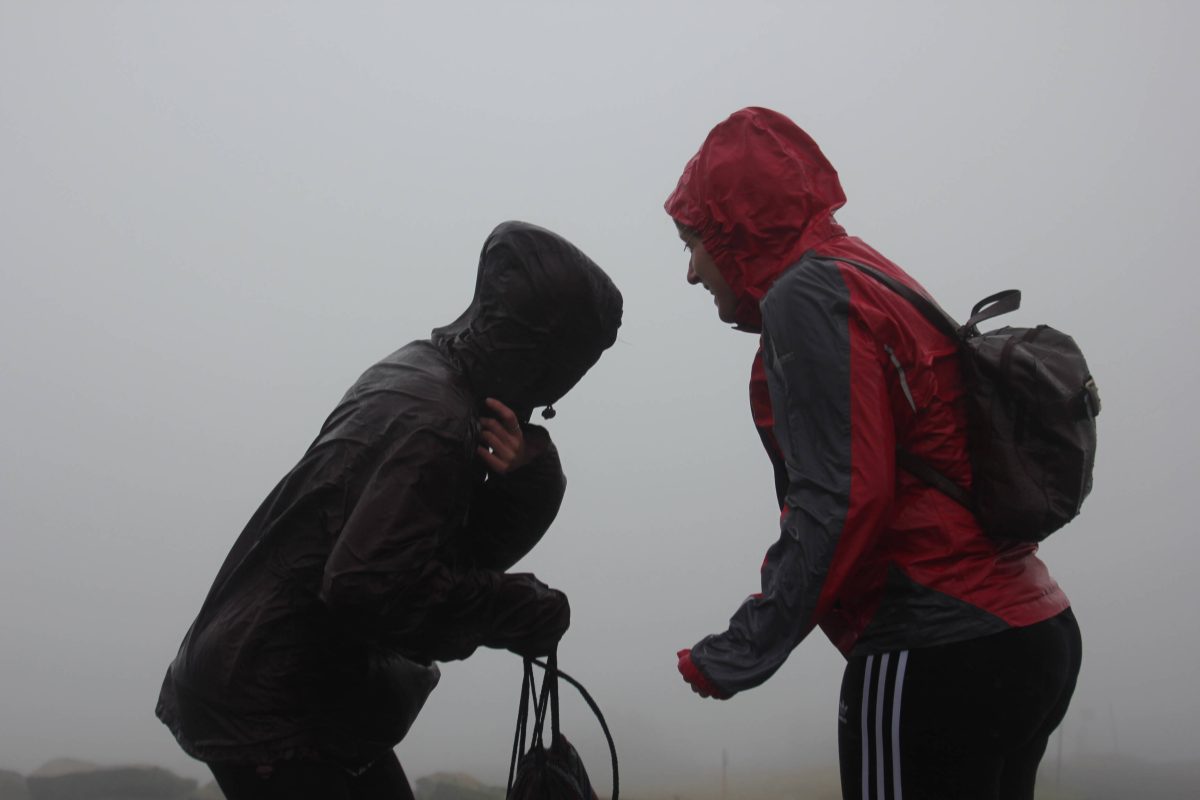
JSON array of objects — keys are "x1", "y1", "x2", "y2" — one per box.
[{"x1": 506, "y1": 654, "x2": 618, "y2": 800}]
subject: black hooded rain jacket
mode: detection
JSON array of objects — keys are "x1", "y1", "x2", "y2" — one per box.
[{"x1": 156, "y1": 221, "x2": 622, "y2": 767}]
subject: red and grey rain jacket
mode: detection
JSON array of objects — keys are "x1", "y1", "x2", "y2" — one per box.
[{"x1": 666, "y1": 108, "x2": 1069, "y2": 696}]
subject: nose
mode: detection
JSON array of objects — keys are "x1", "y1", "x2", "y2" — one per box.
[{"x1": 686, "y1": 255, "x2": 701, "y2": 285}]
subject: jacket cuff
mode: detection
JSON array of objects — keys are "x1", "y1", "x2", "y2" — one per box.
[{"x1": 677, "y1": 649, "x2": 730, "y2": 699}]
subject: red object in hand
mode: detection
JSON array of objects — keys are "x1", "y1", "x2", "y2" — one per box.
[{"x1": 677, "y1": 649, "x2": 730, "y2": 700}]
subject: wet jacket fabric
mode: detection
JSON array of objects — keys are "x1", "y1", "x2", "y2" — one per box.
[
  {"x1": 665, "y1": 108, "x2": 1068, "y2": 696},
  {"x1": 156, "y1": 221, "x2": 623, "y2": 766}
]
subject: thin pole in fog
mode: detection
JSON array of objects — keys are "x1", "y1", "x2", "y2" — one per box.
[{"x1": 721, "y1": 748, "x2": 728, "y2": 800}]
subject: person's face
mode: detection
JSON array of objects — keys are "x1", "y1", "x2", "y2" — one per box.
[{"x1": 681, "y1": 232, "x2": 738, "y2": 323}]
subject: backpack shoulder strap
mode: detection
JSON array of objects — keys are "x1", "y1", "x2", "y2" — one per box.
[
  {"x1": 809, "y1": 253, "x2": 962, "y2": 338},
  {"x1": 897, "y1": 448, "x2": 974, "y2": 512},
  {"x1": 806, "y1": 253, "x2": 980, "y2": 514},
  {"x1": 812, "y1": 251, "x2": 1023, "y2": 338}
]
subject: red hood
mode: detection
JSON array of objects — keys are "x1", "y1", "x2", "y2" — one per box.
[{"x1": 664, "y1": 107, "x2": 847, "y2": 330}]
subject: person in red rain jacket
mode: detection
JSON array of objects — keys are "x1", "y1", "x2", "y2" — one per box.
[{"x1": 665, "y1": 107, "x2": 1082, "y2": 799}]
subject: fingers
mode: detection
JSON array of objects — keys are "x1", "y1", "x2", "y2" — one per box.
[
  {"x1": 478, "y1": 420, "x2": 519, "y2": 472},
  {"x1": 484, "y1": 397, "x2": 520, "y2": 433},
  {"x1": 480, "y1": 420, "x2": 518, "y2": 459},
  {"x1": 478, "y1": 398, "x2": 528, "y2": 474},
  {"x1": 477, "y1": 445, "x2": 507, "y2": 473},
  {"x1": 480, "y1": 416, "x2": 517, "y2": 442}
]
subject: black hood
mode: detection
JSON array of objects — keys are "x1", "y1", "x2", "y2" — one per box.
[{"x1": 432, "y1": 221, "x2": 623, "y2": 420}]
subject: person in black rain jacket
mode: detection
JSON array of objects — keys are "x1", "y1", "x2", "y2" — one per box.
[{"x1": 155, "y1": 221, "x2": 623, "y2": 800}]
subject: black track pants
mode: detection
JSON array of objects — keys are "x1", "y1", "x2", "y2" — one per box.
[
  {"x1": 209, "y1": 752, "x2": 415, "y2": 800},
  {"x1": 838, "y1": 607, "x2": 1081, "y2": 800}
]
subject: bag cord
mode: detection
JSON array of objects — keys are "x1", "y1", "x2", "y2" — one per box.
[{"x1": 506, "y1": 653, "x2": 620, "y2": 800}]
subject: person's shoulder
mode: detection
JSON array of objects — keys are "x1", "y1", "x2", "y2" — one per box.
[
  {"x1": 326, "y1": 341, "x2": 476, "y2": 445},
  {"x1": 374, "y1": 341, "x2": 472, "y2": 419},
  {"x1": 762, "y1": 253, "x2": 851, "y2": 317}
]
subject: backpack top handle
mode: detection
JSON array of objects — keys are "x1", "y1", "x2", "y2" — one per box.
[{"x1": 964, "y1": 290, "x2": 1022, "y2": 335}]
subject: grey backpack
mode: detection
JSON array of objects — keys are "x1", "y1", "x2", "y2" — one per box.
[{"x1": 834, "y1": 256, "x2": 1100, "y2": 542}]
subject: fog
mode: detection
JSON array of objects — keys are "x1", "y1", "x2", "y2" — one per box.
[{"x1": 2, "y1": 1, "x2": 1197, "y2": 794}]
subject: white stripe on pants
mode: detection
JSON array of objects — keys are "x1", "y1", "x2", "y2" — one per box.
[{"x1": 860, "y1": 650, "x2": 909, "y2": 800}]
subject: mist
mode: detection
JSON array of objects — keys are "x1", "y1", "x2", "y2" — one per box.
[{"x1": 2, "y1": 2, "x2": 1197, "y2": 795}]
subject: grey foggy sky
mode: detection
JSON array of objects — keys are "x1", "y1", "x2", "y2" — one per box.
[{"x1": 1, "y1": 1, "x2": 1197, "y2": 792}]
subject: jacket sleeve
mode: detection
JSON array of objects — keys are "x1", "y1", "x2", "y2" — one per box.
[
  {"x1": 319, "y1": 424, "x2": 568, "y2": 662},
  {"x1": 690, "y1": 261, "x2": 895, "y2": 695}
]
